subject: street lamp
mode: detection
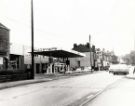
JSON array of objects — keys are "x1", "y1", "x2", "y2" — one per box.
[{"x1": 31, "y1": 0, "x2": 34, "y2": 79}]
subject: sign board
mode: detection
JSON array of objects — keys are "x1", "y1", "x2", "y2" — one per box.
[
  {"x1": 35, "y1": 47, "x2": 57, "y2": 51},
  {"x1": 0, "y1": 57, "x2": 3, "y2": 64}
]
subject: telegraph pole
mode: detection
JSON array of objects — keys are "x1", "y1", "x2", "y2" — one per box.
[
  {"x1": 89, "y1": 35, "x2": 92, "y2": 69},
  {"x1": 31, "y1": 0, "x2": 34, "y2": 79}
]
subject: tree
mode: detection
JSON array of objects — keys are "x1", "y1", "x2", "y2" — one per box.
[
  {"x1": 122, "y1": 51, "x2": 135, "y2": 65},
  {"x1": 111, "y1": 55, "x2": 119, "y2": 64},
  {"x1": 86, "y1": 42, "x2": 90, "y2": 49},
  {"x1": 122, "y1": 54, "x2": 131, "y2": 65},
  {"x1": 72, "y1": 43, "x2": 90, "y2": 52},
  {"x1": 73, "y1": 43, "x2": 77, "y2": 48}
]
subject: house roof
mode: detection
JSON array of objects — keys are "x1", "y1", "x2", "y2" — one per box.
[{"x1": 0, "y1": 23, "x2": 9, "y2": 30}]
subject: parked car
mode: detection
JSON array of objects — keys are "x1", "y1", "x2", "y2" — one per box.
[
  {"x1": 109, "y1": 64, "x2": 130, "y2": 75},
  {"x1": 75, "y1": 67, "x2": 82, "y2": 73},
  {"x1": 84, "y1": 66, "x2": 91, "y2": 72}
]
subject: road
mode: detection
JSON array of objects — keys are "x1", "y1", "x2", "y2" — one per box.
[
  {"x1": 85, "y1": 76, "x2": 135, "y2": 106},
  {"x1": 0, "y1": 71, "x2": 122, "y2": 106}
]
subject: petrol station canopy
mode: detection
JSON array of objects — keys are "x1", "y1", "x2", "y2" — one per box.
[{"x1": 33, "y1": 48, "x2": 85, "y2": 58}]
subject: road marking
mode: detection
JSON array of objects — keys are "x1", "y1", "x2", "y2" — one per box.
[
  {"x1": 79, "y1": 94, "x2": 95, "y2": 106},
  {"x1": 80, "y1": 99, "x2": 91, "y2": 106},
  {"x1": 87, "y1": 95, "x2": 94, "y2": 99}
]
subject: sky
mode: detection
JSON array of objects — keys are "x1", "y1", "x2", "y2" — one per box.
[{"x1": 0, "y1": 0, "x2": 135, "y2": 56}]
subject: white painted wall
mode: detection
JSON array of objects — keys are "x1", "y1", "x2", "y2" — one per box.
[
  {"x1": 10, "y1": 43, "x2": 49, "y2": 64},
  {"x1": 70, "y1": 52, "x2": 91, "y2": 68}
]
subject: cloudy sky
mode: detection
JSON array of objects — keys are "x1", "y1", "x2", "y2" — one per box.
[{"x1": 0, "y1": 0, "x2": 135, "y2": 56}]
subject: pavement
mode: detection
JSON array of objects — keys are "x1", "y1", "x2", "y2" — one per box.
[
  {"x1": 84, "y1": 75, "x2": 135, "y2": 106},
  {"x1": 79, "y1": 73, "x2": 135, "y2": 106},
  {"x1": 0, "y1": 71, "x2": 94, "y2": 90}
]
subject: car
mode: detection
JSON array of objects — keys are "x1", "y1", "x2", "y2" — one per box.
[
  {"x1": 84, "y1": 66, "x2": 91, "y2": 72},
  {"x1": 75, "y1": 67, "x2": 82, "y2": 73},
  {"x1": 109, "y1": 64, "x2": 130, "y2": 75}
]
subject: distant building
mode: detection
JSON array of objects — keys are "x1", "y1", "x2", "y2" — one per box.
[
  {"x1": 70, "y1": 52, "x2": 91, "y2": 68},
  {"x1": 0, "y1": 23, "x2": 10, "y2": 69},
  {"x1": 71, "y1": 43, "x2": 112, "y2": 70},
  {"x1": 96, "y1": 49, "x2": 111, "y2": 70}
]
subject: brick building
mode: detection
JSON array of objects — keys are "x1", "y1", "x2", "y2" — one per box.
[{"x1": 0, "y1": 23, "x2": 10, "y2": 69}]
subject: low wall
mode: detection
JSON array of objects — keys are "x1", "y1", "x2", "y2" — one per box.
[{"x1": 0, "y1": 70, "x2": 29, "y2": 82}]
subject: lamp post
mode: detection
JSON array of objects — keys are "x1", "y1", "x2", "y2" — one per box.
[{"x1": 31, "y1": 0, "x2": 34, "y2": 79}]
